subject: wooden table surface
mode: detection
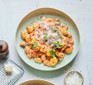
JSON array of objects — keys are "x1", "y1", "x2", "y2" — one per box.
[{"x1": 0, "y1": 0, "x2": 93, "y2": 85}]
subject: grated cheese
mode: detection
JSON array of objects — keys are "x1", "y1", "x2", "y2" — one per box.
[
  {"x1": 4, "y1": 64, "x2": 13, "y2": 74},
  {"x1": 65, "y1": 71, "x2": 83, "y2": 85}
]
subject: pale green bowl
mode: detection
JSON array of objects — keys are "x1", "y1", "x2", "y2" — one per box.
[{"x1": 16, "y1": 8, "x2": 80, "y2": 71}]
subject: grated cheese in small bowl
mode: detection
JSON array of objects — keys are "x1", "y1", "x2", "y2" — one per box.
[{"x1": 65, "y1": 71, "x2": 84, "y2": 85}]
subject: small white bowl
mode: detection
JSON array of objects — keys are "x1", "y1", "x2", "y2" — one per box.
[{"x1": 64, "y1": 71, "x2": 84, "y2": 85}]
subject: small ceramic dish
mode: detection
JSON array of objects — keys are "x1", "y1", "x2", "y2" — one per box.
[
  {"x1": 20, "y1": 80, "x2": 54, "y2": 85},
  {"x1": 64, "y1": 71, "x2": 84, "y2": 85}
]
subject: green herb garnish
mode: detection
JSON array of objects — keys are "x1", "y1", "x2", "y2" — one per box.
[
  {"x1": 53, "y1": 28, "x2": 62, "y2": 39},
  {"x1": 53, "y1": 28, "x2": 58, "y2": 32},
  {"x1": 49, "y1": 49, "x2": 56, "y2": 58},
  {"x1": 58, "y1": 33, "x2": 62, "y2": 39},
  {"x1": 43, "y1": 34, "x2": 48, "y2": 41},
  {"x1": 52, "y1": 53, "x2": 56, "y2": 57},
  {"x1": 49, "y1": 49, "x2": 54, "y2": 54},
  {"x1": 32, "y1": 42, "x2": 38, "y2": 49},
  {"x1": 54, "y1": 41, "x2": 62, "y2": 48}
]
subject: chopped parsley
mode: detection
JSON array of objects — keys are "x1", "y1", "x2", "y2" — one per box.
[
  {"x1": 57, "y1": 33, "x2": 62, "y2": 39},
  {"x1": 49, "y1": 49, "x2": 56, "y2": 57},
  {"x1": 43, "y1": 34, "x2": 48, "y2": 41},
  {"x1": 49, "y1": 49, "x2": 54, "y2": 54},
  {"x1": 32, "y1": 42, "x2": 38, "y2": 49},
  {"x1": 54, "y1": 41, "x2": 62, "y2": 48},
  {"x1": 53, "y1": 28, "x2": 58, "y2": 32},
  {"x1": 53, "y1": 28, "x2": 62, "y2": 39}
]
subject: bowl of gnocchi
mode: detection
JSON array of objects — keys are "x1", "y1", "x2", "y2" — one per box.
[{"x1": 16, "y1": 8, "x2": 80, "y2": 71}]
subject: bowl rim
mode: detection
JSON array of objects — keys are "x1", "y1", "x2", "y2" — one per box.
[
  {"x1": 15, "y1": 7, "x2": 80, "y2": 71},
  {"x1": 20, "y1": 79, "x2": 54, "y2": 85}
]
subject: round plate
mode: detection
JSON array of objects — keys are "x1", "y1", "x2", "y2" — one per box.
[
  {"x1": 20, "y1": 80, "x2": 54, "y2": 85},
  {"x1": 16, "y1": 8, "x2": 80, "y2": 71}
]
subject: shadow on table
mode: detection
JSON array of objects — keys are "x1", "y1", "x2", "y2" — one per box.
[
  {"x1": 22, "y1": 60, "x2": 74, "y2": 78},
  {"x1": 16, "y1": 49, "x2": 80, "y2": 78}
]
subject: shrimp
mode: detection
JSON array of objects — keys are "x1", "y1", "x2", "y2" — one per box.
[
  {"x1": 65, "y1": 45, "x2": 73, "y2": 54},
  {"x1": 27, "y1": 53, "x2": 32, "y2": 59},
  {"x1": 45, "y1": 18, "x2": 54, "y2": 22},
  {"x1": 31, "y1": 51, "x2": 37, "y2": 58},
  {"x1": 61, "y1": 45, "x2": 67, "y2": 52},
  {"x1": 43, "y1": 60, "x2": 50, "y2": 67},
  {"x1": 39, "y1": 40, "x2": 45, "y2": 44},
  {"x1": 40, "y1": 45, "x2": 48, "y2": 53},
  {"x1": 54, "y1": 21, "x2": 60, "y2": 25},
  {"x1": 41, "y1": 54, "x2": 46, "y2": 61},
  {"x1": 62, "y1": 30, "x2": 69, "y2": 36},
  {"x1": 25, "y1": 34, "x2": 31, "y2": 42},
  {"x1": 26, "y1": 26, "x2": 34, "y2": 33},
  {"x1": 62, "y1": 36, "x2": 69, "y2": 44},
  {"x1": 68, "y1": 39, "x2": 74, "y2": 45},
  {"x1": 24, "y1": 47, "x2": 33, "y2": 59},
  {"x1": 54, "y1": 18, "x2": 59, "y2": 21},
  {"x1": 34, "y1": 58, "x2": 42, "y2": 64},
  {"x1": 33, "y1": 45, "x2": 41, "y2": 52},
  {"x1": 68, "y1": 34, "x2": 72, "y2": 38},
  {"x1": 58, "y1": 26, "x2": 68, "y2": 36},
  {"x1": 46, "y1": 51, "x2": 52, "y2": 57},
  {"x1": 21, "y1": 30, "x2": 28, "y2": 40},
  {"x1": 50, "y1": 57, "x2": 58, "y2": 66},
  {"x1": 24, "y1": 46, "x2": 31, "y2": 54},
  {"x1": 62, "y1": 26, "x2": 68, "y2": 31},
  {"x1": 56, "y1": 52, "x2": 65, "y2": 61},
  {"x1": 48, "y1": 22, "x2": 55, "y2": 27},
  {"x1": 62, "y1": 42, "x2": 67, "y2": 47},
  {"x1": 46, "y1": 56, "x2": 51, "y2": 61},
  {"x1": 20, "y1": 41, "x2": 26, "y2": 47},
  {"x1": 33, "y1": 22, "x2": 39, "y2": 28},
  {"x1": 24, "y1": 46, "x2": 37, "y2": 58},
  {"x1": 31, "y1": 36, "x2": 37, "y2": 42}
]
